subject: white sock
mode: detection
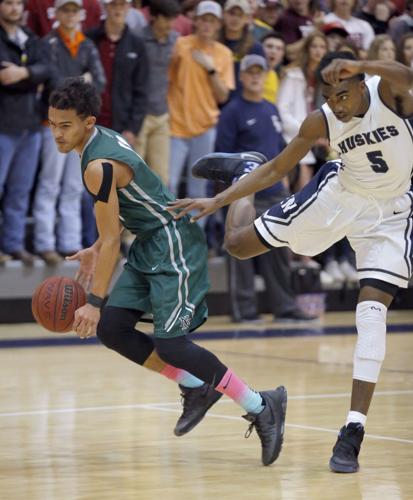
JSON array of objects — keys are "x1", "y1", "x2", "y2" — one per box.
[{"x1": 346, "y1": 410, "x2": 367, "y2": 427}]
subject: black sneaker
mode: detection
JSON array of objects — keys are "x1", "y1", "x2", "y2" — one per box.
[
  {"x1": 192, "y1": 151, "x2": 268, "y2": 186},
  {"x1": 243, "y1": 386, "x2": 287, "y2": 466},
  {"x1": 174, "y1": 383, "x2": 223, "y2": 436},
  {"x1": 329, "y1": 422, "x2": 365, "y2": 473}
]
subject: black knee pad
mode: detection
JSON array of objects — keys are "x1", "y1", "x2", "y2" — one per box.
[
  {"x1": 360, "y1": 278, "x2": 399, "y2": 298},
  {"x1": 97, "y1": 306, "x2": 141, "y2": 348},
  {"x1": 97, "y1": 306, "x2": 155, "y2": 366}
]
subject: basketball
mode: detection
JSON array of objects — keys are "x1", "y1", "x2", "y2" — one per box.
[{"x1": 31, "y1": 276, "x2": 86, "y2": 333}]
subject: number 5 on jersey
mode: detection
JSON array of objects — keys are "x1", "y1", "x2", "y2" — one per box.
[{"x1": 366, "y1": 150, "x2": 389, "y2": 173}]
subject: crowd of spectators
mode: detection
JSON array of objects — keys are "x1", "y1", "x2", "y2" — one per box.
[{"x1": 1, "y1": 0, "x2": 411, "y2": 319}]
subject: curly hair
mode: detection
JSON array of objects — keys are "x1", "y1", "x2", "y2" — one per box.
[{"x1": 49, "y1": 77, "x2": 101, "y2": 118}]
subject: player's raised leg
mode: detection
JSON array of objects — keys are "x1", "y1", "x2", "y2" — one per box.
[{"x1": 193, "y1": 152, "x2": 270, "y2": 260}]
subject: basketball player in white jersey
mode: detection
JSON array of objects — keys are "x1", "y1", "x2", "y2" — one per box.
[{"x1": 168, "y1": 51, "x2": 413, "y2": 473}]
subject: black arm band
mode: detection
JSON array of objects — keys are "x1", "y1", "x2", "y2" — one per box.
[{"x1": 87, "y1": 293, "x2": 104, "y2": 308}]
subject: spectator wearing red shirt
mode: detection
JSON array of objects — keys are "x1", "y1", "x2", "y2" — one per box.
[
  {"x1": 87, "y1": 0, "x2": 148, "y2": 146},
  {"x1": 274, "y1": 0, "x2": 313, "y2": 61},
  {"x1": 25, "y1": 0, "x2": 102, "y2": 37}
]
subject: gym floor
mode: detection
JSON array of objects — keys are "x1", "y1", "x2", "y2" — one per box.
[{"x1": 0, "y1": 311, "x2": 412, "y2": 500}]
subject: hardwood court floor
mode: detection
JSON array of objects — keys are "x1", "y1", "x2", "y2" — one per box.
[{"x1": 0, "y1": 311, "x2": 412, "y2": 500}]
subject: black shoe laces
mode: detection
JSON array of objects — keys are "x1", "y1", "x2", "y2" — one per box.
[
  {"x1": 334, "y1": 425, "x2": 363, "y2": 457},
  {"x1": 179, "y1": 390, "x2": 194, "y2": 416},
  {"x1": 179, "y1": 385, "x2": 208, "y2": 414},
  {"x1": 244, "y1": 414, "x2": 274, "y2": 446}
]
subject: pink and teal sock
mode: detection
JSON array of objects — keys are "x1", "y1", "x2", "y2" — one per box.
[
  {"x1": 160, "y1": 365, "x2": 204, "y2": 388},
  {"x1": 216, "y1": 368, "x2": 264, "y2": 415}
]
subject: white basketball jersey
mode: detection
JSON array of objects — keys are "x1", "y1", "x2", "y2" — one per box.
[{"x1": 321, "y1": 76, "x2": 413, "y2": 199}]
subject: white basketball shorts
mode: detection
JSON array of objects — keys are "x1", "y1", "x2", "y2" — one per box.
[{"x1": 254, "y1": 161, "x2": 413, "y2": 288}]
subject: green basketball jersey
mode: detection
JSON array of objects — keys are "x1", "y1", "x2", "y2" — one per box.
[{"x1": 81, "y1": 126, "x2": 177, "y2": 240}]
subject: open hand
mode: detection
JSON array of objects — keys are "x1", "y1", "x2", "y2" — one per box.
[
  {"x1": 66, "y1": 247, "x2": 98, "y2": 291},
  {"x1": 167, "y1": 197, "x2": 221, "y2": 222}
]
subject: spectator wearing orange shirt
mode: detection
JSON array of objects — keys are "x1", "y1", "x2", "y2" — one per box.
[{"x1": 168, "y1": 1, "x2": 234, "y2": 216}]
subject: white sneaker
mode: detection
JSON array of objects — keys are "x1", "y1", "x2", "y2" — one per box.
[
  {"x1": 324, "y1": 260, "x2": 346, "y2": 283},
  {"x1": 339, "y1": 260, "x2": 358, "y2": 283}
]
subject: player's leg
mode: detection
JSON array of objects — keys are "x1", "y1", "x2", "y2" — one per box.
[
  {"x1": 330, "y1": 193, "x2": 412, "y2": 473},
  {"x1": 97, "y1": 305, "x2": 225, "y2": 435},
  {"x1": 329, "y1": 279, "x2": 397, "y2": 473},
  {"x1": 192, "y1": 154, "x2": 343, "y2": 260},
  {"x1": 97, "y1": 266, "x2": 219, "y2": 435},
  {"x1": 154, "y1": 335, "x2": 287, "y2": 466},
  {"x1": 150, "y1": 224, "x2": 286, "y2": 465},
  {"x1": 224, "y1": 195, "x2": 270, "y2": 259},
  {"x1": 97, "y1": 305, "x2": 203, "y2": 385}
]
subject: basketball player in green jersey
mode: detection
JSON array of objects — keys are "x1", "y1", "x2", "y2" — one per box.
[{"x1": 47, "y1": 77, "x2": 287, "y2": 466}]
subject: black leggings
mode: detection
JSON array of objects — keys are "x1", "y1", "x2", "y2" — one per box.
[
  {"x1": 97, "y1": 306, "x2": 228, "y2": 386},
  {"x1": 97, "y1": 306, "x2": 155, "y2": 365}
]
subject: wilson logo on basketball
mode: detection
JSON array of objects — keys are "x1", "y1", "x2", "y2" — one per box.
[
  {"x1": 60, "y1": 285, "x2": 73, "y2": 321},
  {"x1": 32, "y1": 276, "x2": 86, "y2": 333}
]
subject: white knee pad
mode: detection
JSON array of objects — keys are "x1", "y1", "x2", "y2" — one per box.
[{"x1": 353, "y1": 301, "x2": 387, "y2": 383}]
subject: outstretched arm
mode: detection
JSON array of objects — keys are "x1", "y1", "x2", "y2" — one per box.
[{"x1": 169, "y1": 111, "x2": 327, "y2": 221}]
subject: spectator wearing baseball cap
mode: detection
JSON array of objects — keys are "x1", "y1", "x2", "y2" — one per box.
[
  {"x1": 168, "y1": 1, "x2": 235, "y2": 219},
  {"x1": 216, "y1": 53, "x2": 312, "y2": 323},
  {"x1": 32, "y1": 0, "x2": 107, "y2": 265},
  {"x1": 220, "y1": 0, "x2": 266, "y2": 98},
  {"x1": 321, "y1": 21, "x2": 349, "y2": 51},
  {"x1": 25, "y1": 0, "x2": 101, "y2": 37},
  {"x1": 252, "y1": 0, "x2": 284, "y2": 42}
]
